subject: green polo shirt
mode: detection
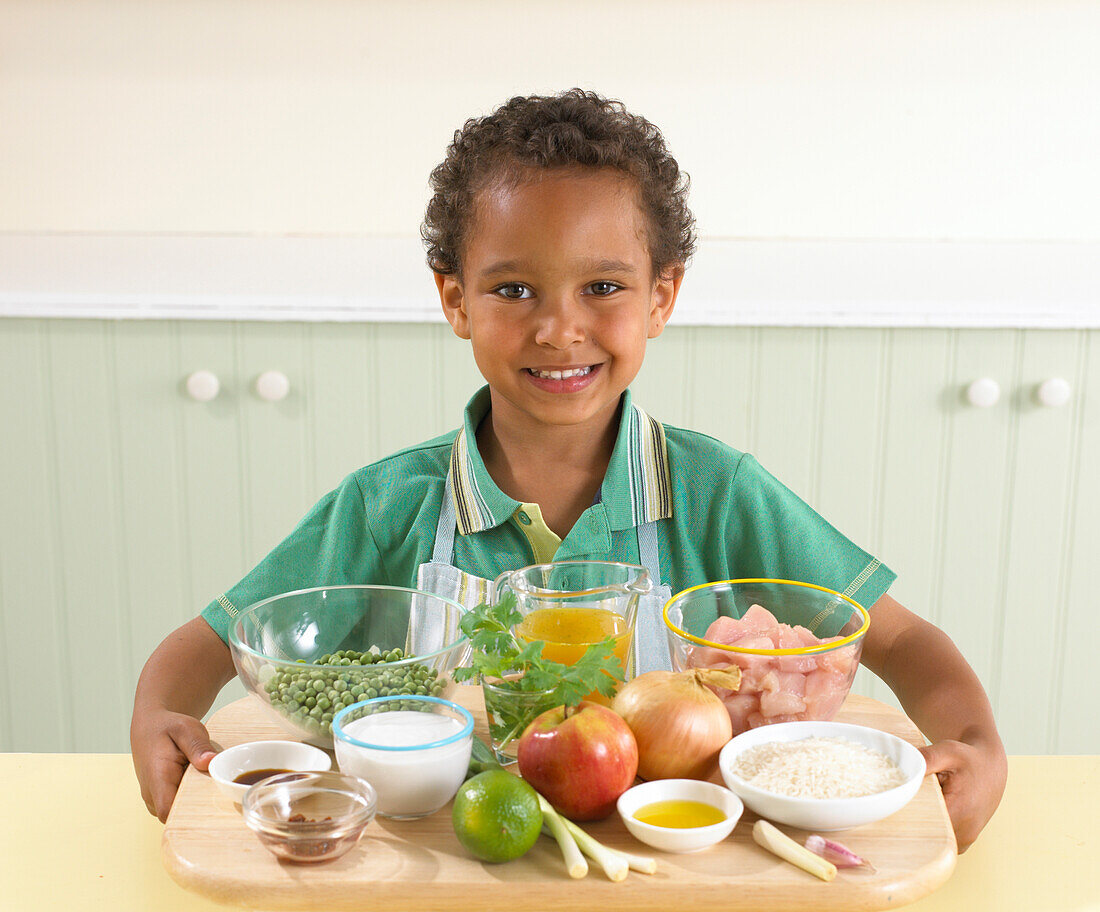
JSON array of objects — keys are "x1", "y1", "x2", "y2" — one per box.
[{"x1": 202, "y1": 387, "x2": 895, "y2": 642}]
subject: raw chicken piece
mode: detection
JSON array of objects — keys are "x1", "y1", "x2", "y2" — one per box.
[
  {"x1": 757, "y1": 670, "x2": 780, "y2": 693},
  {"x1": 760, "y1": 689, "x2": 808, "y2": 717},
  {"x1": 722, "y1": 693, "x2": 759, "y2": 733},
  {"x1": 687, "y1": 644, "x2": 738, "y2": 669},
  {"x1": 703, "y1": 615, "x2": 749, "y2": 645},
  {"x1": 773, "y1": 671, "x2": 807, "y2": 695},
  {"x1": 818, "y1": 642, "x2": 857, "y2": 677},
  {"x1": 746, "y1": 711, "x2": 802, "y2": 729},
  {"x1": 727, "y1": 634, "x2": 776, "y2": 655},
  {"x1": 727, "y1": 638, "x2": 778, "y2": 692},
  {"x1": 776, "y1": 624, "x2": 818, "y2": 672},
  {"x1": 794, "y1": 624, "x2": 821, "y2": 647},
  {"x1": 759, "y1": 669, "x2": 808, "y2": 718},
  {"x1": 741, "y1": 603, "x2": 780, "y2": 635},
  {"x1": 738, "y1": 661, "x2": 777, "y2": 694},
  {"x1": 802, "y1": 668, "x2": 850, "y2": 718}
]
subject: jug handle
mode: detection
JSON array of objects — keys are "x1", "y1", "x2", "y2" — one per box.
[
  {"x1": 628, "y1": 567, "x2": 653, "y2": 596},
  {"x1": 491, "y1": 570, "x2": 514, "y2": 605}
]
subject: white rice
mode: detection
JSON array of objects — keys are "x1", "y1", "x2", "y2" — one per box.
[{"x1": 730, "y1": 736, "x2": 907, "y2": 799}]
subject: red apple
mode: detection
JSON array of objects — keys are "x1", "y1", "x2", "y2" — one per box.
[{"x1": 516, "y1": 701, "x2": 639, "y2": 821}]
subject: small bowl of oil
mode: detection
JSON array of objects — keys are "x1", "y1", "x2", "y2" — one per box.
[{"x1": 616, "y1": 779, "x2": 743, "y2": 853}]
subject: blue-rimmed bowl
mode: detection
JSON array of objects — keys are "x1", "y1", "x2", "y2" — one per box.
[
  {"x1": 229, "y1": 585, "x2": 469, "y2": 748},
  {"x1": 664, "y1": 579, "x2": 870, "y2": 736},
  {"x1": 332, "y1": 695, "x2": 474, "y2": 818}
]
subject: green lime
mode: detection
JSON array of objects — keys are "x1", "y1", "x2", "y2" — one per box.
[{"x1": 452, "y1": 770, "x2": 542, "y2": 863}]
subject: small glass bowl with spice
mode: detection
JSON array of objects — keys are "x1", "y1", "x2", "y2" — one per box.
[{"x1": 241, "y1": 770, "x2": 377, "y2": 864}]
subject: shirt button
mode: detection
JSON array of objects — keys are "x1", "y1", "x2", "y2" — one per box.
[{"x1": 517, "y1": 511, "x2": 531, "y2": 525}]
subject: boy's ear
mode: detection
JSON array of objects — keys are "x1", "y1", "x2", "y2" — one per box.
[
  {"x1": 648, "y1": 263, "x2": 684, "y2": 339},
  {"x1": 435, "y1": 272, "x2": 471, "y2": 340}
]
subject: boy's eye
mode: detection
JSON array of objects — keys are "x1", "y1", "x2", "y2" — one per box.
[
  {"x1": 493, "y1": 283, "x2": 532, "y2": 300},
  {"x1": 587, "y1": 281, "x2": 621, "y2": 296}
]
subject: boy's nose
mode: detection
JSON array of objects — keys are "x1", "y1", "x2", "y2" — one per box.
[{"x1": 533, "y1": 295, "x2": 587, "y2": 349}]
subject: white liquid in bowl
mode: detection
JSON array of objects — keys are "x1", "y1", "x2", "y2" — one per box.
[{"x1": 335, "y1": 711, "x2": 472, "y2": 818}]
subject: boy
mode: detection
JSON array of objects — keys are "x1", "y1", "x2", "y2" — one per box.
[{"x1": 132, "y1": 89, "x2": 1006, "y2": 849}]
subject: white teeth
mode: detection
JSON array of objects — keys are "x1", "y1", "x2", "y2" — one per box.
[{"x1": 530, "y1": 366, "x2": 592, "y2": 380}]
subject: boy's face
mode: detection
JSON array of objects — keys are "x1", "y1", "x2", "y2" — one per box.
[{"x1": 436, "y1": 167, "x2": 682, "y2": 438}]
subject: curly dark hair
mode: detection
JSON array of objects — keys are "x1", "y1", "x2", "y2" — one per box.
[{"x1": 422, "y1": 88, "x2": 696, "y2": 281}]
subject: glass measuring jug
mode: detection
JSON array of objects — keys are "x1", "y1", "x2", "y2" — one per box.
[{"x1": 493, "y1": 561, "x2": 652, "y2": 704}]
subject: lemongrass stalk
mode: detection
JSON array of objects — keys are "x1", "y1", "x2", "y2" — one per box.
[
  {"x1": 753, "y1": 820, "x2": 837, "y2": 882},
  {"x1": 536, "y1": 795, "x2": 587, "y2": 879},
  {"x1": 559, "y1": 817, "x2": 656, "y2": 875}
]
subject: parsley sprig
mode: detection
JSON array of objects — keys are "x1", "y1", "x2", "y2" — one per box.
[{"x1": 453, "y1": 593, "x2": 625, "y2": 711}]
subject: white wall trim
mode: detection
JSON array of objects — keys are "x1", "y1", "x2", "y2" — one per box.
[{"x1": 1, "y1": 234, "x2": 1097, "y2": 328}]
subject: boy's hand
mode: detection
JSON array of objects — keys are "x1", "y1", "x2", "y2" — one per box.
[
  {"x1": 920, "y1": 737, "x2": 1008, "y2": 852},
  {"x1": 132, "y1": 708, "x2": 219, "y2": 823}
]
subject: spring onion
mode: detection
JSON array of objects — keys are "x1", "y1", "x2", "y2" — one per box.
[{"x1": 536, "y1": 794, "x2": 587, "y2": 879}]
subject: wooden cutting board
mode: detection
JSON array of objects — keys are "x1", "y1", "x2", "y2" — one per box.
[{"x1": 163, "y1": 691, "x2": 956, "y2": 911}]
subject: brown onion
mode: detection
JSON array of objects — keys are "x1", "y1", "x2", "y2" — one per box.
[{"x1": 612, "y1": 667, "x2": 742, "y2": 781}]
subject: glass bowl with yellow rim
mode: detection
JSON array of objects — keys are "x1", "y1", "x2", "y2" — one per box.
[{"x1": 663, "y1": 579, "x2": 870, "y2": 736}]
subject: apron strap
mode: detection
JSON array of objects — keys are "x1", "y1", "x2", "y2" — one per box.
[
  {"x1": 634, "y1": 519, "x2": 671, "y2": 674},
  {"x1": 432, "y1": 471, "x2": 458, "y2": 565},
  {"x1": 637, "y1": 518, "x2": 660, "y2": 580}
]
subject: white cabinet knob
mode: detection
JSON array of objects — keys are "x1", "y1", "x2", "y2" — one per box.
[
  {"x1": 185, "y1": 370, "x2": 220, "y2": 402},
  {"x1": 966, "y1": 378, "x2": 1000, "y2": 408},
  {"x1": 1037, "y1": 377, "x2": 1072, "y2": 408},
  {"x1": 255, "y1": 370, "x2": 290, "y2": 402}
]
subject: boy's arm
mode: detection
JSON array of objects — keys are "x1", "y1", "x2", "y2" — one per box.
[
  {"x1": 130, "y1": 616, "x2": 237, "y2": 822},
  {"x1": 859, "y1": 592, "x2": 1008, "y2": 852}
]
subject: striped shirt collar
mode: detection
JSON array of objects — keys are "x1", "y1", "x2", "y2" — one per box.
[{"x1": 449, "y1": 386, "x2": 673, "y2": 536}]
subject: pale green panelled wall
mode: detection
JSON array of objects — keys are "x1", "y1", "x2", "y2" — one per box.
[{"x1": 1, "y1": 319, "x2": 1097, "y2": 755}]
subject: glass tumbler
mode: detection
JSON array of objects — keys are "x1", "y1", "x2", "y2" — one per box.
[{"x1": 480, "y1": 675, "x2": 559, "y2": 764}]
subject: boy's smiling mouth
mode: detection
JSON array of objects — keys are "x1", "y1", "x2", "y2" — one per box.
[
  {"x1": 523, "y1": 363, "x2": 602, "y2": 393},
  {"x1": 526, "y1": 366, "x2": 593, "y2": 380}
]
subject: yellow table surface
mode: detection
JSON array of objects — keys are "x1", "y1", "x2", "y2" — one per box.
[{"x1": 0, "y1": 754, "x2": 1095, "y2": 912}]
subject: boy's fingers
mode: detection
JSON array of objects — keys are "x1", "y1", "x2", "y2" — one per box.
[
  {"x1": 170, "y1": 717, "x2": 219, "y2": 769},
  {"x1": 918, "y1": 741, "x2": 959, "y2": 776},
  {"x1": 149, "y1": 756, "x2": 187, "y2": 823}
]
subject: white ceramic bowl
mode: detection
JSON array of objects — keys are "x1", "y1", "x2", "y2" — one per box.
[
  {"x1": 616, "y1": 779, "x2": 743, "y2": 853},
  {"x1": 208, "y1": 740, "x2": 332, "y2": 804},
  {"x1": 718, "y1": 720, "x2": 926, "y2": 831}
]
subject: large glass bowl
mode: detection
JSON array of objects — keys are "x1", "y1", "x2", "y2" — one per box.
[
  {"x1": 664, "y1": 579, "x2": 869, "y2": 736},
  {"x1": 229, "y1": 585, "x2": 469, "y2": 747}
]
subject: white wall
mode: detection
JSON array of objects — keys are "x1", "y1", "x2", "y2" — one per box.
[{"x1": 2, "y1": 0, "x2": 1098, "y2": 241}]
